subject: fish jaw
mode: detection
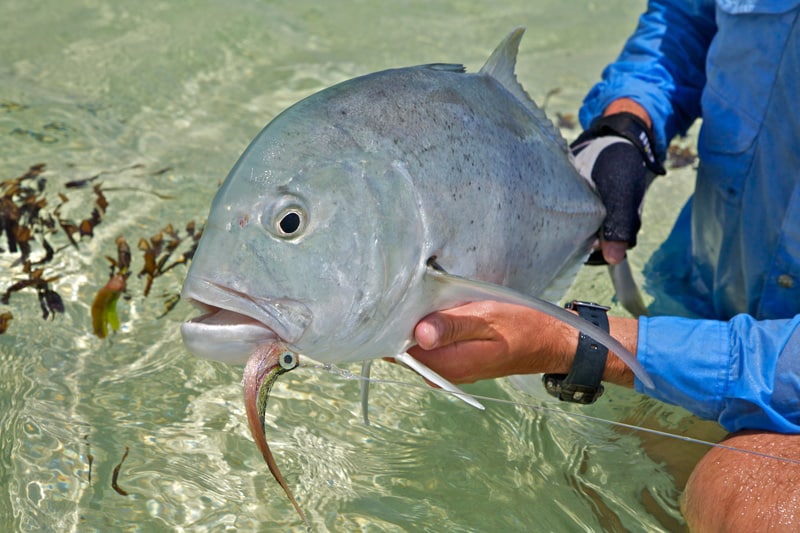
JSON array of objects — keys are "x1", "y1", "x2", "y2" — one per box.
[
  {"x1": 180, "y1": 275, "x2": 311, "y2": 364},
  {"x1": 180, "y1": 310, "x2": 277, "y2": 364}
]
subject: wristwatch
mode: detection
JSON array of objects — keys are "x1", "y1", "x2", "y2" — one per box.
[{"x1": 542, "y1": 300, "x2": 610, "y2": 404}]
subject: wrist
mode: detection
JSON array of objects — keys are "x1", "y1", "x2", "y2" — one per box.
[
  {"x1": 548, "y1": 313, "x2": 637, "y2": 388},
  {"x1": 544, "y1": 309, "x2": 580, "y2": 374},
  {"x1": 544, "y1": 301, "x2": 612, "y2": 403},
  {"x1": 603, "y1": 316, "x2": 637, "y2": 387},
  {"x1": 584, "y1": 112, "x2": 665, "y2": 176},
  {"x1": 603, "y1": 98, "x2": 652, "y2": 129}
]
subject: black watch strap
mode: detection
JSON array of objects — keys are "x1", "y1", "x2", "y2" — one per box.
[{"x1": 542, "y1": 301, "x2": 610, "y2": 404}]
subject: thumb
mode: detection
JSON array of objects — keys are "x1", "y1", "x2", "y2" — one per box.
[
  {"x1": 414, "y1": 304, "x2": 491, "y2": 349},
  {"x1": 414, "y1": 315, "x2": 447, "y2": 350},
  {"x1": 601, "y1": 240, "x2": 628, "y2": 265}
]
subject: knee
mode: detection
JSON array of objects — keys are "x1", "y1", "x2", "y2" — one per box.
[{"x1": 681, "y1": 431, "x2": 800, "y2": 532}]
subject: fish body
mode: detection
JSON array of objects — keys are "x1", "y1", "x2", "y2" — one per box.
[
  {"x1": 182, "y1": 28, "x2": 655, "y2": 524},
  {"x1": 181, "y1": 29, "x2": 612, "y2": 370}
]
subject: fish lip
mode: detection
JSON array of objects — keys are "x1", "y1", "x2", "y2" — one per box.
[
  {"x1": 181, "y1": 276, "x2": 311, "y2": 347},
  {"x1": 181, "y1": 315, "x2": 278, "y2": 364}
]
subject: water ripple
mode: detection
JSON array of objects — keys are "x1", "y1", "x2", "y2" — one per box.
[{"x1": 0, "y1": 0, "x2": 699, "y2": 530}]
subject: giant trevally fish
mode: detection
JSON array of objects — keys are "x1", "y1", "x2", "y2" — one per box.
[{"x1": 180, "y1": 28, "x2": 653, "y2": 523}]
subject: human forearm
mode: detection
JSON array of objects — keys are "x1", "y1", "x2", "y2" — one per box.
[{"x1": 408, "y1": 301, "x2": 639, "y2": 388}]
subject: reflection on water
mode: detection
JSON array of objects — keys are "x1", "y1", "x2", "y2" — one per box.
[{"x1": 0, "y1": 0, "x2": 717, "y2": 530}]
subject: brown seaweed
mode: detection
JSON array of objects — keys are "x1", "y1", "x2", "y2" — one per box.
[
  {"x1": 111, "y1": 446, "x2": 130, "y2": 496},
  {"x1": 1, "y1": 163, "x2": 201, "y2": 335}
]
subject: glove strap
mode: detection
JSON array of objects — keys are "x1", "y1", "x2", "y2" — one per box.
[
  {"x1": 542, "y1": 301, "x2": 610, "y2": 404},
  {"x1": 573, "y1": 112, "x2": 666, "y2": 175}
]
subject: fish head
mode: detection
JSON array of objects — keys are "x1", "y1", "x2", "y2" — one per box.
[{"x1": 181, "y1": 117, "x2": 427, "y2": 364}]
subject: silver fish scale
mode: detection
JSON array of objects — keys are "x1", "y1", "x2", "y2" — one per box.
[{"x1": 289, "y1": 63, "x2": 604, "y2": 295}]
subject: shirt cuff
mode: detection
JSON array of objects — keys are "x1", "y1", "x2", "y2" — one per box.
[
  {"x1": 634, "y1": 315, "x2": 730, "y2": 420},
  {"x1": 635, "y1": 314, "x2": 800, "y2": 433}
]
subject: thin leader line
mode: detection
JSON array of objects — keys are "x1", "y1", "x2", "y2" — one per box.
[{"x1": 309, "y1": 362, "x2": 800, "y2": 467}]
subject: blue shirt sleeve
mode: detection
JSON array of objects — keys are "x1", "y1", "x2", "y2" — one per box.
[
  {"x1": 578, "y1": 0, "x2": 716, "y2": 157},
  {"x1": 635, "y1": 314, "x2": 800, "y2": 433}
]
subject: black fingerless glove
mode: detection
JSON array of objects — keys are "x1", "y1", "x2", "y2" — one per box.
[
  {"x1": 570, "y1": 112, "x2": 666, "y2": 255},
  {"x1": 573, "y1": 112, "x2": 666, "y2": 175}
]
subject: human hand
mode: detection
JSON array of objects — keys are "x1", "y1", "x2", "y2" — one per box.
[
  {"x1": 570, "y1": 104, "x2": 665, "y2": 264},
  {"x1": 404, "y1": 301, "x2": 639, "y2": 388},
  {"x1": 404, "y1": 301, "x2": 577, "y2": 384}
]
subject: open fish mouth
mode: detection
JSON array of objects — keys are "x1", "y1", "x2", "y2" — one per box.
[
  {"x1": 181, "y1": 306, "x2": 279, "y2": 364},
  {"x1": 180, "y1": 277, "x2": 311, "y2": 364}
]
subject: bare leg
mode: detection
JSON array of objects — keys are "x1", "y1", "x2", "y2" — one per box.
[{"x1": 681, "y1": 431, "x2": 800, "y2": 532}]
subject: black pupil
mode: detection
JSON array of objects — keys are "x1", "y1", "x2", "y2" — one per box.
[
  {"x1": 283, "y1": 354, "x2": 293, "y2": 366},
  {"x1": 279, "y1": 212, "x2": 301, "y2": 234}
]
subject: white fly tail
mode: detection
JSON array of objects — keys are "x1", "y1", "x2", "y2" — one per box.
[{"x1": 395, "y1": 352, "x2": 485, "y2": 410}]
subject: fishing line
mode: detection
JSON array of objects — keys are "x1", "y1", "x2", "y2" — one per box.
[{"x1": 310, "y1": 362, "x2": 800, "y2": 467}]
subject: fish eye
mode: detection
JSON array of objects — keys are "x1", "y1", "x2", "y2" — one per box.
[
  {"x1": 272, "y1": 206, "x2": 307, "y2": 238},
  {"x1": 262, "y1": 195, "x2": 309, "y2": 239},
  {"x1": 279, "y1": 352, "x2": 298, "y2": 370},
  {"x1": 278, "y1": 211, "x2": 302, "y2": 234}
]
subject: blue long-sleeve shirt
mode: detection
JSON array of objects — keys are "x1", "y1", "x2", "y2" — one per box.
[{"x1": 579, "y1": 0, "x2": 800, "y2": 433}]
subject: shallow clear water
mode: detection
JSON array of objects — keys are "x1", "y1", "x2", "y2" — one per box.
[{"x1": 1, "y1": 1, "x2": 724, "y2": 531}]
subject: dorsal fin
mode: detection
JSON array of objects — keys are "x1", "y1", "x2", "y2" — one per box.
[{"x1": 480, "y1": 28, "x2": 570, "y2": 154}]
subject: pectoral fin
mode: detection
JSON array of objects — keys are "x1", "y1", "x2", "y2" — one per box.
[{"x1": 422, "y1": 268, "x2": 655, "y2": 389}]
